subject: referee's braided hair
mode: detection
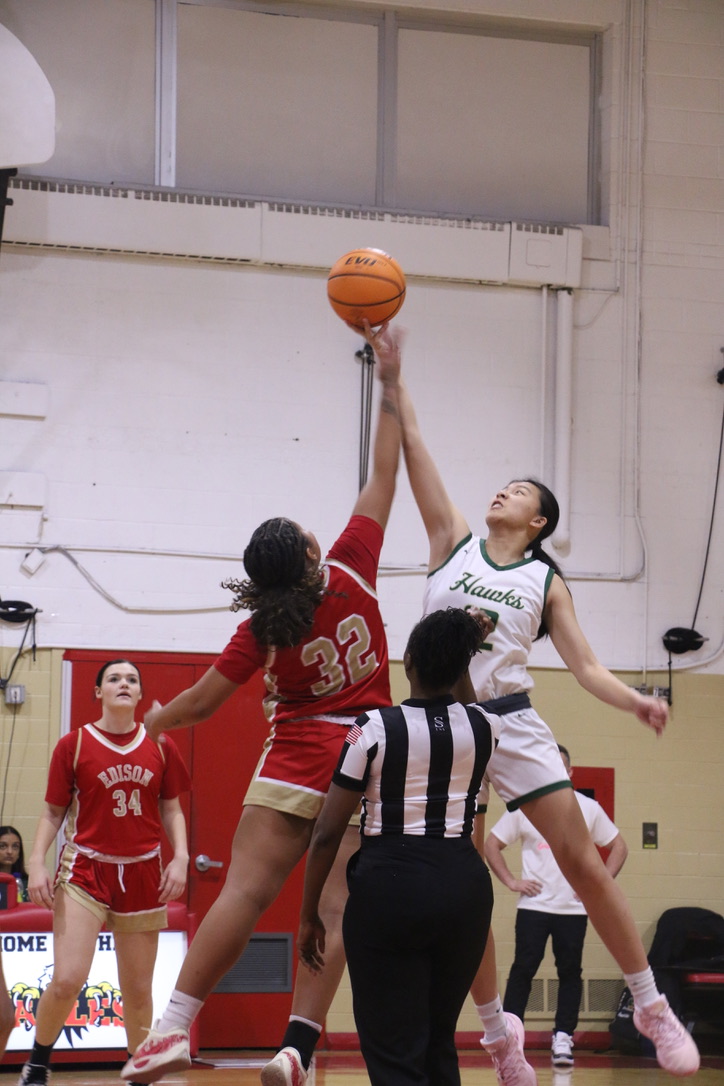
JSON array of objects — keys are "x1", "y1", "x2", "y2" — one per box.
[
  {"x1": 221, "y1": 517, "x2": 325, "y2": 648},
  {"x1": 405, "y1": 608, "x2": 486, "y2": 690}
]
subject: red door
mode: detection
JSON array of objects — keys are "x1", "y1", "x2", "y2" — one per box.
[{"x1": 64, "y1": 650, "x2": 306, "y2": 1049}]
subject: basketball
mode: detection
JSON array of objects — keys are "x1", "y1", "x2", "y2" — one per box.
[{"x1": 327, "y1": 248, "x2": 406, "y2": 332}]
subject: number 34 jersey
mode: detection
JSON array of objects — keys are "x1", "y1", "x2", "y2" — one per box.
[
  {"x1": 215, "y1": 515, "x2": 391, "y2": 724},
  {"x1": 45, "y1": 723, "x2": 191, "y2": 860}
]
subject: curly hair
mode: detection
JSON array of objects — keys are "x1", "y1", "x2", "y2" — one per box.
[
  {"x1": 222, "y1": 517, "x2": 325, "y2": 648},
  {"x1": 405, "y1": 608, "x2": 486, "y2": 690}
]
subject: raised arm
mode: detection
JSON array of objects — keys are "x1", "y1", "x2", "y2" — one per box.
[
  {"x1": 351, "y1": 323, "x2": 403, "y2": 530},
  {"x1": 396, "y1": 358, "x2": 470, "y2": 571}
]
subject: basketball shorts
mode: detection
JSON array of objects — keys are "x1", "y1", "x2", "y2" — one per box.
[
  {"x1": 56, "y1": 846, "x2": 168, "y2": 932},
  {"x1": 244, "y1": 715, "x2": 357, "y2": 821},
  {"x1": 476, "y1": 694, "x2": 572, "y2": 812}
]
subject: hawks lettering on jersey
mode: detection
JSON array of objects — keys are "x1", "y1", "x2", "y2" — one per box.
[{"x1": 423, "y1": 536, "x2": 554, "y2": 699}]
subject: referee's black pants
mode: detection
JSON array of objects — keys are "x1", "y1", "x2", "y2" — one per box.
[{"x1": 343, "y1": 834, "x2": 493, "y2": 1086}]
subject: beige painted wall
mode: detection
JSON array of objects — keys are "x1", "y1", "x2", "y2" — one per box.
[
  {"x1": 0, "y1": 647, "x2": 64, "y2": 860},
  {"x1": 327, "y1": 659, "x2": 724, "y2": 1035},
  {"x1": 3, "y1": 649, "x2": 721, "y2": 1033}
]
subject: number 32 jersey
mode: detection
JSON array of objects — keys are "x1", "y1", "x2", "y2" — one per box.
[
  {"x1": 215, "y1": 515, "x2": 391, "y2": 724},
  {"x1": 46, "y1": 724, "x2": 191, "y2": 859}
]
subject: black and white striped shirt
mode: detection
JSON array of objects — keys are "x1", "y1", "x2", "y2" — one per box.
[{"x1": 333, "y1": 695, "x2": 496, "y2": 838}]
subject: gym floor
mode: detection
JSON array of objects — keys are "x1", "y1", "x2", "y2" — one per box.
[{"x1": 11, "y1": 1045, "x2": 723, "y2": 1086}]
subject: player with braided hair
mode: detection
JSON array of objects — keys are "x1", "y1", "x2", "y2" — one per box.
[
  {"x1": 123, "y1": 325, "x2": 404, "y2": 1086},
  {"x1": 221, "y1": 517, "x2": 326, "y2": 648}
]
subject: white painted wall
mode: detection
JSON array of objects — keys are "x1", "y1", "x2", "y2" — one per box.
[{"x1": 0, "y1": 0, "x2": 722, "y2": 680}]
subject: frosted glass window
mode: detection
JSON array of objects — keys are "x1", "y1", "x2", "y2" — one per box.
[
  {"x1": 0, "y1": 0, "x2": 155, "y2": 185},
  {"x1": 396, "y1": 29, "x2": 591, "y2": 223},
  {"x1": 177, "y1": 5, "x2": 378, "y2": 205}
]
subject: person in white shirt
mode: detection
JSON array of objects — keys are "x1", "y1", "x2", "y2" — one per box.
[{"x1": 485, "y1": 746, "x2": 628, "y2": 1068}]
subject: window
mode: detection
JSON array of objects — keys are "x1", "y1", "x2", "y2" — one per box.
[{"x1": 1, "y1": 0, "x2": 600, "y2": 223}]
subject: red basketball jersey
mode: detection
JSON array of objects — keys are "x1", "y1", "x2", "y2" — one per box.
[
  {"x1": 46, "y1": 724, "x2": 191, "y2": 859},
  {"x1": 215, "y1": 515, "x2": 391, "y2": 723}
]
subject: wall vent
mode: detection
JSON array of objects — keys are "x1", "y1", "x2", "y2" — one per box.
[
  {"x1": 525, "y1": 976, "x2": 624, "y2": 1022},
  {"x1": 212, "y1": 933, "x2": 292, "y2": 994},
  {"x1": 5, "y1": 177, "x2": 582, "y2": 288}
]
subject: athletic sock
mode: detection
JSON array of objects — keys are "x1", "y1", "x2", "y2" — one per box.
[
  {"x1": 28, "y1": 1040, "x2": 54, "y2": 1069},
  {"x1": 279, "y1": 1016, "x2": 322, "y2": 1070},
  {"x1": 624, "y1": 967, "x2": 660, "y2": 1010},
  {"x1": 476, "y1": 996, "x2": 508, "y2": 1045},
  {"x1": 156, "y1": 989, "x2": 205, "y2": 1033}
]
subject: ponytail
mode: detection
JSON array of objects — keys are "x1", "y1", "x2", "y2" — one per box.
[{"x1": 522, "y1": 479, "x2": 570, "y2": 641}]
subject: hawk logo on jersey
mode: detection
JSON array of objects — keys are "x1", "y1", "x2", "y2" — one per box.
[{"x1": 448, "y1": 572, "x2": 525, "y2": 610}]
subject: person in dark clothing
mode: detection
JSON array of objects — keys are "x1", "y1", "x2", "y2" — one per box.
[{"x1": 298, "y1": 607, "x2": 496, "y2": 1086}]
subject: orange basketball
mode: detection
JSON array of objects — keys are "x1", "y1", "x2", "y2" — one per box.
[{"x1": 327, "y1": 248, "x2": 406, "y2": 332}]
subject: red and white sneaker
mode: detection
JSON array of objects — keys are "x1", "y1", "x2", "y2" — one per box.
[
  {"x1": 260, "y1": 1047, "x2": 307, "y2": 1086},
  {"x1": 121, "y1": 1023, "x2": 191, "y2": 1083},
  {"x1": 482, "y1": 1013, "x2": 538, "y2": 1086},
  {"x1": 633, "y1": 996, "x2": 700, "y2": 1076}
]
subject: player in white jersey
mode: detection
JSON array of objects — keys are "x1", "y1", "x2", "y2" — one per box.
[{"x1": 383, "y1": 325, "x2": 699, "y2": 1083}]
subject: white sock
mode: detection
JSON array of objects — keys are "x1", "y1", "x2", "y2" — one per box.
[
  {"x1": 476, "y1": 997, "x2": 507, "y2": 1044},
  {"x1": 624, "y1": 967, "x2": 660, "y2": 1010},
  {"x1": 156, "y1": 989, "x2": 205, "y2": 1032}
]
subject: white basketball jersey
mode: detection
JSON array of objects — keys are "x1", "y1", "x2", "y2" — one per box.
[{"x1": 422, "y1": 535, "x2": 554, "y2": 699}]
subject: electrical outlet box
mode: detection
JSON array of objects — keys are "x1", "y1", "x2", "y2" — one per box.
[
  {"x1": 5, "y1": 685, "x2": 25, "y2": 705},
  {"x1": 20, "y1": 548, "x2": 46, "y2": 576}
]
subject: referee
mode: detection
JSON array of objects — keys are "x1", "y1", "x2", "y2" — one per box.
[{"x1": 298, "y1": 608, "x2": 496, "y2": 1086}]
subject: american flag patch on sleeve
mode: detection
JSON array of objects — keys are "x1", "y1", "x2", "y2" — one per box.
[{"x1": 346, "y1": 723, "x2": 363, "y2": 746}]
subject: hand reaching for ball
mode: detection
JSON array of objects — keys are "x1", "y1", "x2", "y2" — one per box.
[{"x1": 363, "y1": 319, "x2": 405, "y2": 386}]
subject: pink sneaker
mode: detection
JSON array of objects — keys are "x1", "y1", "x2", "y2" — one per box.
[
  {"x1": 482, "y1": 1012, "x2": 538, "y2": 1086},
  {"x1": 633, "y1": 996, "x2": 700, "y2": 1076},
  {"x1": 260, "y1": 1047, "x2": 307, "y2": 1086},
  {"x1": 121, "y1": 1023, "x2": 191, "y2": 1083}
]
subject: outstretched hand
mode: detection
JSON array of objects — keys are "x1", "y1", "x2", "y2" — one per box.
[
  {"x1": 633, "y1": 693, "x2": 668, "y2": 737},
  {"x1": 363, "y1": 320, "x2": 405, "y2": 385}
]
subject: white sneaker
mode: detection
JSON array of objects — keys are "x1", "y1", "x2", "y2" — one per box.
[
  {"x1": 121, "y1": 1023, "x2": 191, "y2": 1083},
  {"x1": 260, "y1": 1047, "x2": 307, "y2": 1086},
  {"x1": 633, "y1": 996, "x2": 700, "y2": 1076},
  {"x1": 17, "y1": 1064, "x2": 49, "y2": 1086},
  {"x1": 551, "y1": 1031, "x2": 574, "y2": 1067},
  {"x1": 482, "y1": 1012, "x2": 538, "y2": 1086}
]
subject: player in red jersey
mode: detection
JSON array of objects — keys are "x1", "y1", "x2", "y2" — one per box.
[
  {"x1": 18, "y1": 660, "x2": 190, "y2": 1086},
  {"x1": 123, "y1": 327, "x2": 403, "y2": 1086}
]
